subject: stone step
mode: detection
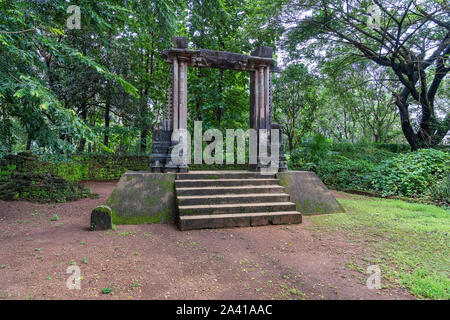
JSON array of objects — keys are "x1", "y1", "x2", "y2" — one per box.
[
  {"x1": 176, "y1": 185, "x2": 285, "y2": 196},
  {"x1": 177, "y1": 193, "x2": 290, "y2": 206},
  {"x1": 178, "y1": 211, "x2": 302, "y2": 230},
  {"x1": 177, "y1": 171, "x2": 275, "y2": 180},
  {"x1": 175, "y1": 178, "x2": 280, "y2": 188},
  {"x1": 179, "y1": 202, "x2": 297, "y2": 216}
]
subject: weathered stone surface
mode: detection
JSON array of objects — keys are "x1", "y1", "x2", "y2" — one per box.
[
  {"x1": 161, "y1": 48, "x2": 275, "y2": 71},
  {"x1": 177, "y1": 193, "x2": 290, "y2": 206},
  {"x1": 106, "y1": 172, "x2": 176, "y2": 224},
  {"x1": 251, "y1": 45, "x2": 273, "y2": 58},
  {"x1": 90, "y1": 205, "x2": 112, "y2": 230},
  {"x1": 178, "y1": 211, "x2": 301, "y2": 230},
  {"x1": 276, "y1": 171, "x2": 345, "y2": 215},
  {"x1": 172, "y1": 36, "x2": 188, "y2": 48}
]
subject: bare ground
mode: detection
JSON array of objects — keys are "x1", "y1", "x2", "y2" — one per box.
[{"x1": 0, "y1": 182, "x2": 414, "y2": 300}]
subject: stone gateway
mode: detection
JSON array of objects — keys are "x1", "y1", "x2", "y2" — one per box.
[{"x1": 104, "y1": 37, "x2": 344, "y2": 230}]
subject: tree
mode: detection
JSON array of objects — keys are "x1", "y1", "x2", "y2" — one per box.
[
  {"x1": 279, "y1": 0, "x2": 449, "y2": 150},
  {"x1": 320, "y1": 61, "x2": 400, "y2": 143},
  {"x1": 272, "y1": 64, "x2": 321, "y2": 150},
  {"x1": 0, "y1": 0, "x2": 138, "y2": 155}
]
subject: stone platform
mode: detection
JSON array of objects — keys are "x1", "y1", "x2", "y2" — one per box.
[{"x1": 105, "y1": 170, "x2": 343, "y2": 230}]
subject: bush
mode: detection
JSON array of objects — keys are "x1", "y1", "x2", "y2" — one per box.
[
  {"x1": 0, "y1": 153, "x2": 149, "y2": 182},
  {"x1": 369, "y1": 149, "x2": 450, "y2": 197},
  {"x1": 331, "y1": 142, "x2": 397, "y2": 164},
  {"x1": 428, "y1": 175, "x2": 450, "y2": 206},
  {"x1": 0, "y1": 172, "x2": 97, "y2": 203},
  {"x1": 315, "y1": 155, "x2": 374, "y2": 191},
  {"x1": 287, "y1": 134, "x2": 332, "y2": 169},
  {"x1": 373, "y1": 143, "x2": 411, "y2": 154}
]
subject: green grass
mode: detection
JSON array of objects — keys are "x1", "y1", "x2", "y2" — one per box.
[{"x1": 310, "y1": 193, "x2": 449, "y2": 299}]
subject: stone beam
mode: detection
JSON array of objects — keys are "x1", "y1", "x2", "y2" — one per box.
[{"x1": 161, "y1": 48, "x2": 274, "y2": 72}]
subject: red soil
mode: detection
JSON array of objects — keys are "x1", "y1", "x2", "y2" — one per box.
[{"x1": 0, "y1": 182, "x2": 414, "y2": 300}]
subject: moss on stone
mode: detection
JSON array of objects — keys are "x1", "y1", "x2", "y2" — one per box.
[
  {"x1": 107, "y1": 172, "x2": 176, "y2": 225},
  {"x1": 111, "y1": 207, "x2": 172, "y2": 225}
]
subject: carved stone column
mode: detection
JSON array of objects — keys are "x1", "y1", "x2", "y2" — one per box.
[
  {"x1": 177, "y1": 57, "x2": 188, "y2": 172},
  {"x1": 264, "y1": 66, "x2": 270, "y2": 130},
  {"x1": 172, "y1": 57, "x2": 179, "y2": 131},
  {"x1": 165, "y1": 38, "x2": 189, "y2": 172}
]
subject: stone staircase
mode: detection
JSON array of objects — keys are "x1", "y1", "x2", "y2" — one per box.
[{"x1": 175, "y1": 171, "x2": 302, "y2": 230}]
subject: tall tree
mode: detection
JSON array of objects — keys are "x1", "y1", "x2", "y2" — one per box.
[
  {"x1": 279, "y1": 0, "x2": 449, "y2": 149},
  {"x1": 272, "y1": 64, "x2": 321, "y2": 150}
]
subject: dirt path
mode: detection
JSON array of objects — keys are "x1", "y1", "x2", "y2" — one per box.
[{"x1": 0, "y1": 182, "x2": 414, "y2": 300}]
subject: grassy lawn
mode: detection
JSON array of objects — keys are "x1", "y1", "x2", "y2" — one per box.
[{"x1": 310, "y1": 193, "x2": 450, "y2": 299}]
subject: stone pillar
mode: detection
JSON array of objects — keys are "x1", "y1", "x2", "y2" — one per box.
[
  {"x1": 250, "y1": 45, "x2": 279, "y2": 172},
  {"x1": 248, "y1": 68, "x2": 259, "y2": 171},
  {"x1": 166, "y1": 37, "x2": 189, "y2": 172},
  {"x1": 178, "y1": 58, "x2": 188, "y2": 131},
  {"x1": 172, "y1": 57, "x2": 179, "y2": 131},
  {"x1": 264, "y1": 66, "x2": 270, "y2": 130},
  {"x1": 258, "y1": 66, "x2": 265, "y2": 130},
  {"x1": 178, "y1": 57, "x2": 188, "y2": 172}
]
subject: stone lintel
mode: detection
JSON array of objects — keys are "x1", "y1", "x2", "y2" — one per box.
[{"x1": 161, "y1": 48, "x2": 275, "y2": 72}]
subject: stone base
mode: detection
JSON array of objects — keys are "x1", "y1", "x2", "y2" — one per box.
[
  {"x1": 106, "y1": 171, "x2": 176, "y2": 224},
  {"x1": 276, "y1": 171, "x2": 345, "y2": 215},
  {"x1": 105, "y1": 170, "x2": 343, "y2": 227}
]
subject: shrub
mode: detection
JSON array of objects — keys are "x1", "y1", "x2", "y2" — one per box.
[
  {"x1": 0, "y1": 172, "x2": 97, "y2": 203},
  {"x1": 428, "y1": 175, "x2": 450, "y2": 206},
  {"x1": 315, "y1": 155, "x2": 374, "y2": 191},
  {"x1": 287, "y1": 134, "x2": 332, "y2": 169},
  {"x1": 0, "y1": 153, "x2": 149, "y2": 182},
  {"x1": 369, "y1": 149, "x2": 450, "y2": 197},
  {"x1": 331, "y1": 142, "x2": 397, "y2": 164}
]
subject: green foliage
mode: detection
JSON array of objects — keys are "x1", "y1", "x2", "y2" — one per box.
[
  {"x1": 315, "y1": 155, "x2": 374, "y2": 191},
  {"x1": 298, "y1": 134, "x2": 332, "y2": 165},
  {"x1": 373, "y1": 143, "x2": 411, "y2": 154},
  {"x1": 311, "y1": 194, "x2": 450, "y2": 299},
  {"x1": 0, "y1": 172, "x2": 97, "y2": 203},
  {"x1": 102, "y1": 288, "x2": 113, "y2": 294},
  {"x1": 0, "y1": 153, "x2": 149, "y2": 182},
  {"x1": 428, "y1": 175, "x2": 450, "y2": 207},
  {"x1": 289, "y1": 140, "x2": 449, "y2": 203},
  {"x1": 273, "y1": 64, "x2": 322, "y2": 150},
  {"x1": 370, "y1": 149, "x2": 450, "y2": 197},
  {"x1": 0, "y1": 0, "x2": 139, "y2": 155},
  {"x1": 330, "y1": 143, "x2": 397, "y2": 164}
]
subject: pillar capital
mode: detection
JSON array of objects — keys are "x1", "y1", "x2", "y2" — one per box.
[
  {"x1": 251, "y1": 46, "x2": 273, "y2": 58},
  {"x1": 172, "y1": 36, "x2": 188, "y2": 49}
]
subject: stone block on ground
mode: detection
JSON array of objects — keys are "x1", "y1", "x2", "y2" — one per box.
[{"x1": 90, "y1": 205, "x2": 112, "y2": 230}]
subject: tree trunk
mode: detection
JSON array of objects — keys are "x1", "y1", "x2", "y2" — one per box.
[
  {"x1": 104, "y1": 100, "x2": 110, "y2": 147},
  {"x1": 140, "y1": 129, "x2": 148, "y2": 154},
  {"x1": 217, "y1": 70, "x2": 224, "y2": 125},
  {"x1": 288, "y1": 133, "x2": 294, "y2": 151},
  {"x1": 393, "y1": 91, "x2": 419, "y2": 150},
  {"x1": 78, "y1": 101, "x2": 87, "y2": 153}
]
